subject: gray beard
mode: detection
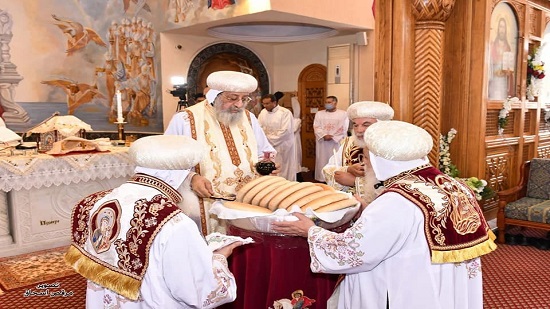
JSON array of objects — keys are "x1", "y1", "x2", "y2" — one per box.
[
  {"x1": 352, "y1": 132, "x2": 367, "y2": 148},
  {"x1": 214, "y1": 98, "x2": 244, "y2": 126}
]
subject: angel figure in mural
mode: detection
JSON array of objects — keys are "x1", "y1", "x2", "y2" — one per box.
[
  {"x1": 41, "y1": 79, "x2": 106, "y2": 115},
  {"x1": 172, "y1": 0, "x2": 194, "y2": 23},
  {"x1": 51, "y1": 15, "x2": 107, "y2": 56},
  {"x1": 122, "y1": 0, "x2": 151, "y2": 14}
]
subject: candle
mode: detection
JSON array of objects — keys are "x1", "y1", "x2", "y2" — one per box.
[{"x1": 116, "y1": 90, "x2": 123, "y2": 122}]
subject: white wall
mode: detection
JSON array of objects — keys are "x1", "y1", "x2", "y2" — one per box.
[{"x1": 160, "y1": 32, "x2": 375, "y2": 129}]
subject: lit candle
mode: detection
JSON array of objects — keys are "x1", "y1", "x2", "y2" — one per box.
[{"x1": 116, "y1": 90, "x2": 123, "y2": 122}]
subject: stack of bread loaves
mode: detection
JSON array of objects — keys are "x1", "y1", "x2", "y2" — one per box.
[{"x1": 223, "y1": 176, "x2": 358, "y2": 213}]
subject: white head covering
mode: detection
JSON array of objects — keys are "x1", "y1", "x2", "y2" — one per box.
[
  {"x1": 347, "y1": 101, "x2": 394, "y2": 120},
  {"x1": 130, "y1": 135, "x2": 204, "y2": 189},
  {"x1": 364, "y1": 120, "x2": 432, "y2": 180},
  {"x1": 205, "y1": 71, "x2": 258, "y2": 105}
]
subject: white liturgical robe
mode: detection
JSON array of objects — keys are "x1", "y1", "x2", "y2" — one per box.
[
  {"x1": 313, "y1": 109, "x2": 349, "y2": 182},
  {"x1": 308, "y1": 192, "x2": 484, "y2": 309},
  {"x1": 165, "y1": 103, "x2": 275, "y2": 235},
  {"x1": 258, "y1": 105, "x2": 297, "y2": 181},
  {"x1": 86, "y1": 212, "x2": 237, "y2": 309}
]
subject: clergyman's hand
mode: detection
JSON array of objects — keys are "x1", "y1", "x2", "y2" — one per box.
[
  {"x1": 347, "y1": 163, "x2": 366, "y2": 177},
  {"x1": 323, "y1": 135, "x2": 333, "y2": 141},
  {"x1": 271, "y1": 213, "x2": 315, "y2": 237},
  {"x1": 191, "y1": 174, "x2": 214, "y2": 198},
  {"x1": 334, "y1": 171, "x2": 356, "y2": 186},
  {"x1": 270, "y1": 162, "x2": 281, "y2": 176},
  {"x1": 214, "y1": 241, "x2": 243, "y2": 258}
]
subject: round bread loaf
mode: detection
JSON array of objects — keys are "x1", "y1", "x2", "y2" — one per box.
[
  {"x1": 242, "y1": 177, "x2": 287, "y2": 204},
  {"x1": 292, "y1": 190, "x2": 334, "y2": 209},
  {"x1": 280, "y1": 185, "x2": 323, "y2": 210},
  {"x1": 251, "y1": 178, "x2": 290, "y2": 206},
  {"x1": 223, "y1": 201, "x2": 273, "y2": 213},
  {"x1": 301, "y1": 192, "x2": 349, "y2": 211},
  {"x1": 260, "y1": 181, "x2": 299, "y2": 210},
  {"x1": 315, "y1": 198, "x2": 359, "y2": 213},
  {"x1": 269, "y1": 182, "x2": 316, "y2": 210},
  {"x1": 236, "y1": 176, "x2": 277, "y2": 202}
]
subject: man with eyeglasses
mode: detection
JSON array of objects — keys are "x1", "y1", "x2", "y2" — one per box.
[
  {"x1": 165, "y1": 71, "x2": 276, "y2": 235},
  {"x1": 257, "y1": 93, "x2": 298, "y2": 181}
]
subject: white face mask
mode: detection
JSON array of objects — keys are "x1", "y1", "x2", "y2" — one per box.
[{"x1": 324, "y1": 103, "x2": 334, "y2": 110}]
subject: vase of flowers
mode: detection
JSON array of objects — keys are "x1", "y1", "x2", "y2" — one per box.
[{"x1": 526, "y1": 48, "x2": 545, "y2": 101}]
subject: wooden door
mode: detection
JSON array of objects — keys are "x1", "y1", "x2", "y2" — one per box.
[{"x1": 298, "y1": 64, "x2": 327, "y2": 174}]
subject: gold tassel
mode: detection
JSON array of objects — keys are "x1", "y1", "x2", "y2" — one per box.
[
  {"x1": 65, "y1": 245, "x2": 142, "y2": 300},
  {"x1": 431, "y1": 230, "x2": 498, "y2": 264}
]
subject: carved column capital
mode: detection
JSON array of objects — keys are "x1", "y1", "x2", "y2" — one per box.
[{"x1": 411, "y1": 0, "x2": 455, "y2": 23}]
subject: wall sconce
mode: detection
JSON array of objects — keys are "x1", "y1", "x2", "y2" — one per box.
[{"x1": 170, "y1": 76, "x2": 188, "y2": 111}]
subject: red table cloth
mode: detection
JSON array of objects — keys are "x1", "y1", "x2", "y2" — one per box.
[{"x1": 220, "y1": 224, "x2": 340, "y2": 309}]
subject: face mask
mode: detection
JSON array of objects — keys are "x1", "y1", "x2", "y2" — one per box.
[{"x1": 325, "y1": 104, "x2": 334, "y2": 110}]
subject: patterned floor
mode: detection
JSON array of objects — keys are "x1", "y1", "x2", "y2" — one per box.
[
  {"x1": 0, "y1": 246, "x2": 85, "y2": 308},
  {"x1": 0, "y1": 231, "x2": 548, "y2": 308}
]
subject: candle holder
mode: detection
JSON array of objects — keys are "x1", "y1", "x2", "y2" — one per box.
[{"x1": 114, "y1": 121, "x2": 126, "y2": 145}]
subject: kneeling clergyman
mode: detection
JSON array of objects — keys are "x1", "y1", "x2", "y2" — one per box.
[
  {"x1": 273, "y1": 120, "x2": 497, "y2": 309},
  {"x1": 65, "y1": 135, "x2": 242, "y2": 308}
]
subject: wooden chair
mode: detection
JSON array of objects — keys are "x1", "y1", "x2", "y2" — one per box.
[{"x1": 496, "y1": 158, "x2": 550, "y2": 243}]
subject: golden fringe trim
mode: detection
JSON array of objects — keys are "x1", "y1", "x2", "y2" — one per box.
[
  {"x1": 431, "y1": 230, "x2": 498, "y2": 264},
  {"x1": 65, "y1": 245, "x2": 141, "y2": 300}
]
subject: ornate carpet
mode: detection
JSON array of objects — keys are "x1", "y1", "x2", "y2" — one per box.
[{"x1": 0, "y1": 246, "x2": 85, "y2": 308}]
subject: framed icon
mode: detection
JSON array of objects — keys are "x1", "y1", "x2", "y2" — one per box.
[{"x1": 488, "y1": 3, "x2": 519, "y2": 100}]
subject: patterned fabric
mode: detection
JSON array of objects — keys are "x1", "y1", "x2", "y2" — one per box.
[
  {"x1": 526, "y1": 158, "x2": 550, "y2": 200},
  {"x1": 382, "y1": 165, "x2": 495, "y2": 262},
  {"x1": 505, "y1": 198, "x2": 550, "y2": 224}
]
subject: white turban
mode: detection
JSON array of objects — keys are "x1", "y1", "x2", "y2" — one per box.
[
  {"x1": 364, "y1": 121, "x2": 432, "y2": 180},
  {"x1": 205, "y1": 70, "x2": 258, "y2": 101},
  {"x1": 129, "y1": 135, "x2": 204, "y2": 170},
  {"x1": 130, "y1": 135, "x2": 204, "y2": 189},
  {"x1": 347, "y1": 101, "x2": 394, "y2": 120}
]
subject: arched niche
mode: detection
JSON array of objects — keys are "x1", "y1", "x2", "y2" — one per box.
[{"x1": 186, "y1": 43, "x2": 269, "y2": 105}]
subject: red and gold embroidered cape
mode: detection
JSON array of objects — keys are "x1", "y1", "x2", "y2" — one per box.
[
  {"x1": 381, "y1": 165, "x2": 497, "y2": 263},
  {"x1": 65, "y1": 174, "x2": 182, "y2": 300}
]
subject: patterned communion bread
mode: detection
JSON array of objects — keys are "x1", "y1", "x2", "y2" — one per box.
[
  {"x1": 236, "y1": 176, "x2": 280, "y2": 202},
  {"x1": 251, "y1": 179, "x2": 291, "y2": 206},
  {"x1": 300, "y1": 192, "x2": 350, "y2": 211},
  {"x1": 260, "y1": 181, "x2": 300, "y2": 210},
  {"x1": 279, "y1": 184, "x2": 324, "y2": 210},
  {"x1": 242, "y1": 177, "x2": 288, "y2": 204},
  {"x1": 315, "y1": 198, "x2": 359, "y2": 213},
  {"x1": 267, "y1": 182, "x2": 315, "y2": 210},
  {"x1": 223, "y1": 201, "x2": 273, "y2": 214}
]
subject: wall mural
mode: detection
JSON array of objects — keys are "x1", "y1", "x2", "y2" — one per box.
[{"x1": 0, "y1": 0, "x2": 239, "y2": 133}]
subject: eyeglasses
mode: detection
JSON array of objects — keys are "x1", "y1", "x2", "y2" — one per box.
[{"x1": 220, "y1": 93, "x2": 252, "y2": 105}]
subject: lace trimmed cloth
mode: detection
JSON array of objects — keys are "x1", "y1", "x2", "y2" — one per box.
[{"x1": 0, "y1": 147, "x2": 134, "y2": 191}]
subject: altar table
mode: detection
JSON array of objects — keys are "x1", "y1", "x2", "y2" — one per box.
[
  {"x1": 220, "y1": 225, "x2": 342, "y2": 309},
  {"x1": 0, "y1": 147, "x2": 135, "y2": 257}
]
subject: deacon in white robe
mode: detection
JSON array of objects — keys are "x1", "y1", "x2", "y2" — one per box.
[
  {"x1": 291, "y1": 96, "x2": 303, "y2": 174},
  {"x1": 273, "y1": 121, "x2": 497, "y2": 309},
  {"x1": 258, "y1": 94, "x2": 297, "y2": 181},
  {"x1": 66, "y1": 135, "x2": 242, "y2": 309},
  {"x1": 322, "y1": 101, "x2": 394, "y2": 195},
  {"x1": 165, "y1": 71, "x2": 276, "y2": 235},
  {"x1": 313, "y1": 96, "x2": 349, "y2": 182}
]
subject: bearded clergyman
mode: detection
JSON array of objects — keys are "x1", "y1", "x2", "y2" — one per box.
[{"x1": 165, "y1": 71, "x2": 276, "y2": 235}]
